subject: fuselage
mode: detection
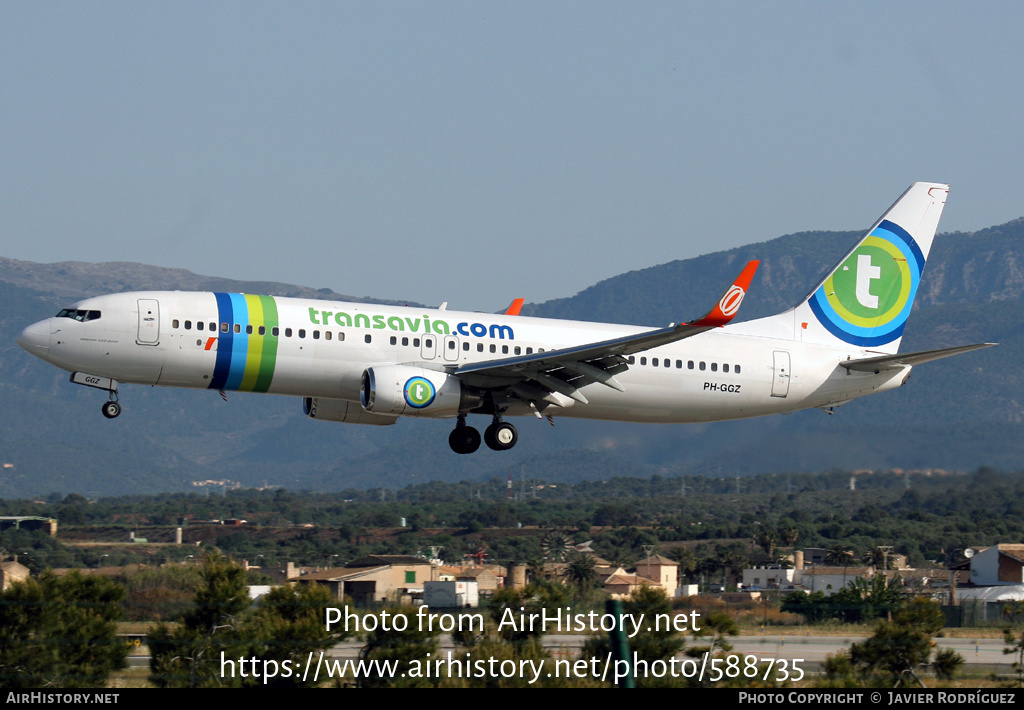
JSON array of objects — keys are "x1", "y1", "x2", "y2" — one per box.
[{"x1": 18, "y1": 290, "x2": 908, "y2": 424}]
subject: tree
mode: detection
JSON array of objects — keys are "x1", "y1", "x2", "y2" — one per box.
[
  {"x1": 149, "y1": 553, "x2": 251, "y2": 688},
  {"x1": 1002, "y1": 601, "x2": 1024, "y2": 687},
  {"x1": 561, "y1": 552, "x2": 597, "y2": 599},
  {"x1": 778, "y1": 521, "x2": 800, "y2": 547},
  {"x1": 823, "y1": 598, "x2": 962, "y2": 687},
  {"x1": 149, "y1": 553, "x2": 346, "y2": 687},
  {"x1": 582, "y1": 587, "x2": 686, "y2": 687},
  {"x1": 246, "y1": 582, "x2": 344, "y2": 688},
  {"x1": 488, "y1": 580, "x2": 571, "y2": 646},
  {"x1": 0, "y1": 571, "x2": 127, "y2": 688},
  {"x1": 684, "y1": 611, "x2": 739, "y2": 688},
  {"x1": 754, "y1": 528, "x2": 779, "y2": 558},
  {"x1": 824, "y1": 546, "x2": 855, "y2": 567},
  {"x1": 357, "y1": 607, "x2": 440, "y2": 688},
  {"x1": 829, "y1": 574, "x2": 904, "y2": 623}
]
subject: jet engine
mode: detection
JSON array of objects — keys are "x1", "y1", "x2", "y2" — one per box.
[
  {"x1": 303, "y1": 397, "x2": 397, "y2": 426},
  {"x1": 361, "y1": 364, "x2": 481, "y2": 417}
]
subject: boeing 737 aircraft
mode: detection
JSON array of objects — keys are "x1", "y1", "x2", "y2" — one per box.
[{"x1": 18, "y1": 183, "x2": 992, "y2": 454}]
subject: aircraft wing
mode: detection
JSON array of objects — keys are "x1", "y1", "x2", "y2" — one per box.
[
  {"x1": 840, "y1": 343, "x2": 995, "y2": 373},
  {"x1": 453, "y1": 261, "x2": 759, "y2": 406}
]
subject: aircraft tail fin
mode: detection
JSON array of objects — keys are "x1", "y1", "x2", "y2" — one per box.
[{"x1": 788, "y1": 182, "x2": 949, "y2": 354}]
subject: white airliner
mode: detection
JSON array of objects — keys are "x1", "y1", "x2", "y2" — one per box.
[{"x1": 18, "y1": 182, "x2": 992, "y2": 454}]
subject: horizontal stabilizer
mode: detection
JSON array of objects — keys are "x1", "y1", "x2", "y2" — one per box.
[{"x1": 841, "y1": 343, "x2": 995, "y2": 372}]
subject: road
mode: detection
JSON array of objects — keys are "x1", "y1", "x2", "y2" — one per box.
[{"x1": 127, "y1": 633, "x2": 1014, "y2": 673}]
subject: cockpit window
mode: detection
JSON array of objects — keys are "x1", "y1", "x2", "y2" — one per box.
[{"x1": 56, "y1": 309, "x2": 101, "y2": 322}]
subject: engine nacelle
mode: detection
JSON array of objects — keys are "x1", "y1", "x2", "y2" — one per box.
[
  {"x1": 361, "y1": 365, "x2": 480, "y2": 418},
  {"x1": 303, "y1": 397, "x2": 397, "y2": 426}
]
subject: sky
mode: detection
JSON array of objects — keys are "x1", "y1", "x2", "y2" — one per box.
[{"x1": 2, "y1": 2, "x2": 1022, "y2": 311}]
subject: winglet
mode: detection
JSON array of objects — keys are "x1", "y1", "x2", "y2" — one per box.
[
  {"x1": 688, "y1": 260, "x2": 760, "y2": 327},
  {"x1": 504, "y1": 298, "x2": 525, "y2": 316}
]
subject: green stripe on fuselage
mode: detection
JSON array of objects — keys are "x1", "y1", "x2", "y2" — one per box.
[{"x1": 253, "y1": 295, "x2": 279, "y2": 393}]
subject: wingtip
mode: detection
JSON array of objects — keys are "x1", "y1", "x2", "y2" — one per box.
[{"x1": 688, "y1": 260, "x2": 760, "y2": 328}]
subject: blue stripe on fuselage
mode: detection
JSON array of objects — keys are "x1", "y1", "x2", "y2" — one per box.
[
  {"x1": 223, "y1": 293, "x2": 249, "y2": 391},
  {"x1": 209, "y1": 293, "x2": 234, "y2": 390}
]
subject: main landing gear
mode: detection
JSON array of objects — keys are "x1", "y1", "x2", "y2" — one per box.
[{"x1": 448, "y1": 414, "x2": 518, "y2": 454}]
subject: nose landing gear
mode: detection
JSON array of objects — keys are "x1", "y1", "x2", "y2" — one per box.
[
  {"x1": 69, "y1": 372, "x2": 122, "y2": 419},
  {"x1": 101, "y1": 397, "x2": 121, "y2": 419}
]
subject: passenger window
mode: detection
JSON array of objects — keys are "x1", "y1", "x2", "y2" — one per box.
[
  {"x1": 688, "y1": 360, "x2": 694, "y2": 370},
  {"x1": 526, "y1": 347, "x2": 533, "y2": 354},
  {"x1": 313, "y1": 330, "x2": 320, "y2": 340},
  {"x1": 425, "y1": 338, "x2": 433, "y2": 348},
  {"x1": 298, "y1": 329, "x2": 306, "y2": 338},
  {"x1": 514, "y1": 346, "x2": 521, "y2": 355},
  {"x1": 502, "y1": 345, "x2": 509, "y2": 354},
  {"x1": 402, "y1": 337, "x2": 409, "y2": 346},
  {"x1": 628, "y1": 356, "x2": 635, "y2": 364},
  {"x1": 185, "y1": 320, "x2": 192, "y2": 330},
  {"x1": 258, "y1": 325, "x2": 266, "y2": 336},
  {"x1": 325, "y1": 331, "x2": 332, "y2": 341},
  {"x1": 246, "y1": 325, "x2": 253, "y2": 334},
  {"x1": 172, "y1": 319, "x2": 180, "y2": 329},
  {"x1": 414, "y1": 338, "x2": 420, "y2": 347},
  {"x1": 463, "y1": 342, "x2": 469, "y2": 351},
  {"x1": 477, "y1": 343, "x2": 484, "y2": 352},
  {"x1": 234, "y1": 324, "x2": 241, "y2": 334},
  {"x1": 699, "y1": 361, "x2": 706, "y2": 371},
  {"x1": 735, "y1": 364, "x2": 741, "y2": 374},
  {"x1": 711, "y1": 362, "x2": 718, "y2": 372},
  {"x1": 448, "y1": 340, "x2": 455, "y2": 350},
  {"x1": 490, "y1": 344, "x2": 496, "y2": 353},
  {"x1": 640, "y1": 357, "x2": 647, "y2": 365},
  {"x1": 285, "y1": 327, "x2": 292, "y2": 337},
  {"x1": 676, "y1": 360, "x2": 682, "y2": 368},
  {"x1": 197, "y1": 321, "x2": 204, "y2": 331},
  {"x1": 652, "y1": 358, "x2": 658, "y2": 367},
  {"x1": 390, "y1": 336, "x2": 397, "y2": 345},
  {"x1": 364, "y1": 334, "x2": 372, "y2": 343},
  {"x1": 338, "y1": 332, "x2": 345, "y2": 341},
  {"x1": 221, "y1": 323, "x2": 229, "y2": 333},
  {"x1": 723, "y1": 363, "x2": 729, "y2": 373},
  {"x1": 209, "y1": 322, "x2": 216, "y2": 331}
]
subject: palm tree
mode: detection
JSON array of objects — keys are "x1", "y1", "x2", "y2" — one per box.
[
  {"x1": 562, "y1": 552, "x2": 597, "y2": 598},
  {"x1": 779, "y1": 524, "x2": 799, "y2": 548},
  {"x1": 825, "y1": 547, "x2": 854, "y2": 567}
]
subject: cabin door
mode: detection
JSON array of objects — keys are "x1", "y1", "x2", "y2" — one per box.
[
  {"x1": 771, "y1": 351, "x2": 791, "y2": 397},
  {"x1": 136, "y1": 299, "x2": 160, "y2": 345}
]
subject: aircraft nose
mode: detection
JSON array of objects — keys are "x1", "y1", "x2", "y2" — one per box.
[{"x1": 17, "y1": 320, "x2": 51, "y2": 357}]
